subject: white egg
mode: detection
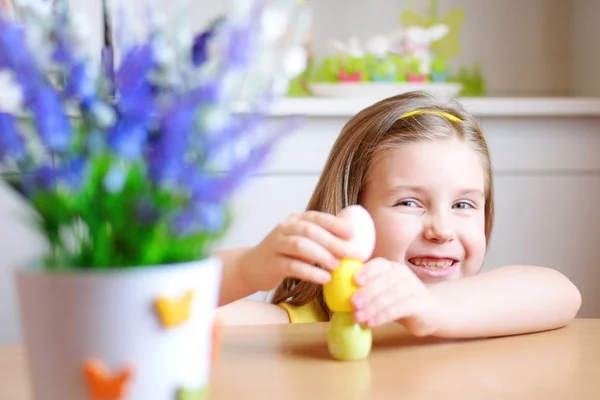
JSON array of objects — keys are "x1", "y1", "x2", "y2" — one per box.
[{"x1": 338, "y1": 205, "x2": 376, "y2": 262}]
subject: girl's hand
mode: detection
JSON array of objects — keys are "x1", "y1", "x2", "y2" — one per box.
[
  {"x1": 351, "y1": 258, "x2": 441, "y2": 337},
  {"x1": 239, "y1": 211, "x2": 353, "y2": 293}
]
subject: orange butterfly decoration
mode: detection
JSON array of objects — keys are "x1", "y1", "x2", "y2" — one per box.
[
  {"x1": 155, "y1": 289, "x2": 195, "y2": 328},
  {"x1": 83, "y1": 358, "x2": 133, "y2": 400}
]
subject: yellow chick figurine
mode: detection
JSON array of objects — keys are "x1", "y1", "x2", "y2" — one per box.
[{"x1": 323, "y1": 205, "x2": 376, "y2": 361}]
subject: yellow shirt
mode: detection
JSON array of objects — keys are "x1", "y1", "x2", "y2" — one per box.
[{"x1": 278, "y1": 300, "x2": 328, "y2": 323}]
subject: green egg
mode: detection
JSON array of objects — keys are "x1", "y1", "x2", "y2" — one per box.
[{"x1": 327, "y1": 312, "x2": 372, "y2": 361}]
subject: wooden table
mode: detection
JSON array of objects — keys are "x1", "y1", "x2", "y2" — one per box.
[{"x1": 2, "y1": 319, "x2": 599, "y2": 399}]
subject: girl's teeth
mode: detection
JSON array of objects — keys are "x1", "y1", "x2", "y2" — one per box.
[{"x1": 412, "y1": 258, "x2": 454, "y2": 269}]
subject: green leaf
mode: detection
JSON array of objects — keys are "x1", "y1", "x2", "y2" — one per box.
[
  {"x1": 139, "y1": 222, "x2": 172, "y2": 266},
  {"x1": 90, "y1": 222, "x2": 112, "y2": 267}
]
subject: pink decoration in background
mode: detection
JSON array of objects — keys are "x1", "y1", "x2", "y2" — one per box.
[
  {"x1": 338, "y1": 70, "x2": 362, "y2": 82},
  {"x1": 407, "y1": 72, "x2": 428, "y2": 83}
]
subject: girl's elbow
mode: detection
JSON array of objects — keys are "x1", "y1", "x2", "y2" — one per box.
[
  {"x1": 566, "y1": 280, "x2": 582, "y2": 319},
  {"x1": 551, "y1": 269, "x2": 582, "y2": 322}
]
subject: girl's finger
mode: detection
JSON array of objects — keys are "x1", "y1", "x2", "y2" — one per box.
[
  {"x1": 354, "y1": 257, "x2": 392, "y2": 286},
  {"x1": 279, "y1": 219, "x2": 350, "y2": 261},
  {"x1": 352, "y1": 267, "x2": 408, "y2": 309},
  {"x1": 278, "y1": 234, "x2": 340, "y2": 270},
  {"x1": 365, "y1": 292, "x2": 418, "y2": 328},
  {"x1": 276, "y1": 255, "x2": 331, "y2": 284},
  {"x1": 354, "y1": 279, "x2": 413, "y2": 324},
  {"x1": 300, "y1": 210, "x2": 354, "y2": 240}
]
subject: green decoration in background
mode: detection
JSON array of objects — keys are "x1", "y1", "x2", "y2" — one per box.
[
  {"x1": 312, "y1": 56, "x2": 342, "y2": 82},
  {"x1": 345, "y1": 56, "x2": 371, "y2": 81},
  {"x1": 287, "y1": 53, "x2": 315, "y2": 96},
  {"x1": 431, "y1": 55, "x2": 447, "y2": 74},
  {"x1": 367, "y1": 55, "x2": 396, "y2": 81},
  {"x1": 295, "y1": 0, "x2": 487, "y2": 96},
  {"x1": 401, "y1": 0, "x2": 465, "y2": 59},
  {"x1": 401, "y1": 0, "x2": 486, "y2": 96},
  {"x1": 390, "y1": 54, "x2": 408, "y2": 82},
  {"x1": 407, "y1": 56, "x2": 422, "y2": 76},
  {"x1": 452, "y1": 63, "x2": 486, "y2": 96}
]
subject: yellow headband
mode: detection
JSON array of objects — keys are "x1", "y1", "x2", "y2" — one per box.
[{"x1": 398, "y1": 110, "x2": 462, "y2": 123}]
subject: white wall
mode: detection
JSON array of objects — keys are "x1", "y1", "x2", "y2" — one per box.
[
  {"x1": 0, "y1": 182, "x2": 47, "y2": 344},
  {"x1": 572, "y1": 0, "x2": 600, "y2": 96}
]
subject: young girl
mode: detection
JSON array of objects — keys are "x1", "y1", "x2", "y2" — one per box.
[{"x1": 215, "y1": 91, "x2": 582, "y2": 338}]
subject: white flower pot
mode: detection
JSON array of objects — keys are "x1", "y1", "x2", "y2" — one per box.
[{"x1": 15, "y1": 258, "x2": 222, "y2": 400}]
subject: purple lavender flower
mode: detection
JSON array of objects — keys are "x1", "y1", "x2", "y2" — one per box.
[
  {"x1": 0, "y1": 16, "x2": 73, "y2": 153},
  {"x1": 192, "y1": 17, "x2": 223, "y2": 67},
  {"x1": 30, "y1": 164, "x2": 57, "y2": 191},
  {"x1": 105, "y1": 44, "x2": 158, "y2": 159},
  {"x1": 192, "y1": 31, "x2": 213, "y2": 67},
  {"x1": 0, "y1": 0, "x2": 309, "y2": 267},
  {"x1": 114, "y1": 44, "x2": 156, "y2": 123},
  {"x1": 148, "y1": 84, "x2": 220, "y2": 182},
  {"x1": 63, "y1": 62, "x2": 95, "y2": 104},
  {"x1": 0, "y1": 112, "x2": 26, "y2": 161},
  {"x1": 107, "y1": 120, "x2": 148, "y2": 160},
  {"x1": 173, "y1": 202, "x2": 225, "y2": 236},
  {"x1": 29, "y1": 85, "x2": 72, "y2": 152},
  {"x1": 49, "y1": 6, "x2": 111, "y2": 127},
  {"x1": 147, "y1": 105, "x2": 193, "y2": 182},
  {"x1": 60, "y1": 157, "x2": 87, "y2": 190},
  {"x1": 0, "y1": 19, "x2": 36, "y2": 73},
  {"x1": 27, "y1": 157, "x2": 87, "y2": 192},
  {"x1": 171, "y1": 139, "x2": 277, "y2": 238},
  {"x1": 225, "y1": 24, "x2": 256, "y2": 68},
  {"x1": 202, "y1": 113, "x2": 262, "y2": 157},
  {"x1": 192, "y1": 141, "x2": 273, "y2": 204}
]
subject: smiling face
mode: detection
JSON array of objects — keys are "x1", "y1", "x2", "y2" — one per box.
[{"x1": 360, "y1": 138, "x2": 487, "y2": 282}]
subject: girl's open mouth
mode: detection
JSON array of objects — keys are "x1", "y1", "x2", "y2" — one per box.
[{"x1": 407, "y1": 257, "x2": 458, "y2": 279}]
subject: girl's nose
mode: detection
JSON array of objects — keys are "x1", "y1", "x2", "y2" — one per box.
[{"x1": 424, "y1": 214, "x2": 456, "y2": 243}]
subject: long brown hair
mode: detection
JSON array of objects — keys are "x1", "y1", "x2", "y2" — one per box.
[{"x1": 271, "y1": 91, "x2": 494, "y2": 319}]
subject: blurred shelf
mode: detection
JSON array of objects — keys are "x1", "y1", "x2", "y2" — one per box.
[{"x1": 268, "y1": 97, "x2": 600, "y2": 118}]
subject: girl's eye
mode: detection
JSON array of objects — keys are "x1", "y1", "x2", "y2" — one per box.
[
  {"x1": 453, "y1": 201, "x2": 475, "y2": 210},
  {"x1": 394, "y1": 199, "x2": 420, "y2": 208}
]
